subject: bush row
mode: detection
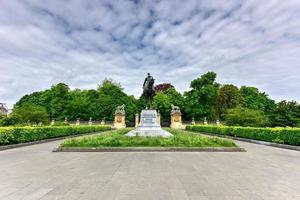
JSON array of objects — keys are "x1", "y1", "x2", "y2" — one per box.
[
  {"x1": 186, "y1": 125, "x2": 300, "y2": 146},
  {"x1": 0, "y1": 125, "x2": 111, "y2": 146}
]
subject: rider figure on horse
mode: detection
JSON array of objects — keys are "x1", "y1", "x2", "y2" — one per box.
[{"x1": 143, "y1": 73, "x2": 155, "y2": 109}]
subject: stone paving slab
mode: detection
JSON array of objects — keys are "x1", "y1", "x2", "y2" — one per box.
[{"x1": 0, "y1": 138, "x2": 299, "y2": 200}]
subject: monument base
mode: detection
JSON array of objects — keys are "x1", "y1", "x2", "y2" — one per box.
[
  {"x1": 170, "y1": 123, "x2": 183, "y2": 129},
  {"x1": 126, "y1": 109, "x2": 172, "y2": 138}
]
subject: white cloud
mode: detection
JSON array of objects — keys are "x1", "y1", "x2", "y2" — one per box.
[{"x1": 1, "y1": 0, "x2": 300, "y2": 108}]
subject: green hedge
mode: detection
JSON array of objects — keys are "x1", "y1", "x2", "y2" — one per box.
[
  {"x1": 0, "y1": 125, "x2": 111, "y2": 146},
  {"x1": 186, "y1": 125, "x2": 300, "y2": 146}
]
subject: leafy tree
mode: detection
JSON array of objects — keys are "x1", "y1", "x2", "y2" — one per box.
[
  {"x1": 215, "y1": 84, "x2": 242, "y2": 118},
  {"x1": 11, "y1": 71, "x2": 300, "y2": 128},
  {"x1": 12, "y1": 104, "x2": 49, "y2": 124},
  {"x1": 0, "y1": 114, "x2": 8, "y2": 126},
  {"x1": 165, "y1": 88, "x2": 184, "y2": 109},
  {"x1": 152, "y1": 88, "x2": 184, "y2": 122},
  {"x1": 0, "y1": 114, "x2": 6, "y2": 120},
  {"x1": 152, "y1": 92, "x2": 171, "y2": 122},
  {"x1": 184, "y1": 72, "x2": 219, "y2": 120},
  {"x1": 154, "y1": 83, "x2": 174, "y2": 92},
  {"x1": 0, "y1": 114, "x2": 18, "y2": 126},
  {"x1": 270, "y1": 101, "x2": 300, "y2": 127},
  {"x1": 240, "y1": 86, "x2": 275, "y2": 115},
  {"x1": 137, "y1": 95, "x2": 147, "y2": 113},
  {"x1": 97, "y1": 79, "x2": 137, "y2": 122},
  {"x1": 84, "y1": 89, "x2": 101, "y2": 120},
  {"x1": 48, "y1": 83, "x2": 70, "y2": 120},
  {"x1": 67, "y1": 89, "x2": 90, "y2": 120},
  {"x1": 225, "y1": 107, "x2": 268, "y2": 127},
  {"x1": 125, "y1": 95, "x2": 138, "y2": 122},
  {"x1": 16, "y1": 91, "x2": 44, "y2": 107},
  {"x1": 13, "y1": 79, "x2": 138, "y2": 123}
]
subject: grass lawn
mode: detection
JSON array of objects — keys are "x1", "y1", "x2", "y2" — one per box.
[{"x1": 60, "y1": 128, "x2": 237, "y2": 148}]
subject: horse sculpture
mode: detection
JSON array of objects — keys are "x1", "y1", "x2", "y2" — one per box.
[{"x1": 142, "y1": 73, "x2": 156, "y2": 109}]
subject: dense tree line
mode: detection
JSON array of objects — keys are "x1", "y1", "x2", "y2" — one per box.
[{"x1": 1, "y1": 72, "x2": 300, "y2": 127}]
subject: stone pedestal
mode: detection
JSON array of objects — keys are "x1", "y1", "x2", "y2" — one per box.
[
  {"x1": 156, "y1": 111, "x2": 161, "y2": 126},
  {"x1": 135, "y1": 113, "x2": 139, "y2": 128},
  {"x1": 114, "y1": 105, "x2": 126, "y2": 129},
  {"x1": 204, "y1": 117, "x2": 208, "y2": 125},
  {"x1": 170, "y1": 105, "x2": 183, "y2": 129},
  {"x1": 126, "y1": 109, "x2": 172, "y2": 137},
  {"x1": 76, "y1": 118, "x2": 80, "y2": 126},
  {"x1": 191, "y1": 117, "x2": 195, "y2": 125}
]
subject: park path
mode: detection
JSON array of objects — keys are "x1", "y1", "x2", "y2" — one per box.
[{"x1": 0, "y1": 136, "x2": 299, "y2": 200}]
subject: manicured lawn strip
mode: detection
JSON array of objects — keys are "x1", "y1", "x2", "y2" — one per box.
[
  {"x1": 0, "y1": 125, "x2": 111, "y2": 146},
  {"x1": 60, "y1": 128, "x2": 237, "y2": 148},
  {"x1": 186, "y1": 125, "x2": 300, "y2": 146}
]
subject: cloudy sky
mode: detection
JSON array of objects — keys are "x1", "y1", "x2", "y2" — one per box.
[{"x1": 1, "y1": 0, "x2": 300, "y2": 108}]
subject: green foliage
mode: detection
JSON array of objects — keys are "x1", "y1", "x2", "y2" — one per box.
[
  {"x1": 152, "y1": 92, "x2": 171, "y2": 121},
  {"x1": 67, "y1": 89, "x2": 90, "y2": 120},
  {"x1": 60, "y1": 128, "x2": 237, "y2": 148},
  {"x1": 97, "y1": 79, "x2": 137, "y2": 121},
  {"x1": 48, "y1": 83, "x2": 70, "y2": 120},
  {"x1": 137, "y1": 95, "x2": 147, "y2": 113},
  {"x1": 0, "y1": 125, "x2": 111, "y2": 145},
  {"x1": 186, "y1": 125, "x2": 300, "y2": 146},
  {"x1": 240, "y1": 86, "x2": 275, "y2": 115},
  {"x1": 270, "y1": 101, "x2": 300, "y2": 127},
  {"x1": 184, "y1": 72, "x2": 219, "y2": 120},
  {"x1": 0, "y1": 115, "x2": 18, "y2": 127},
  {"x1": 225, "y1": 107, "x2": 267, "y2": 127},
  {"x1": 165, "y1": 88, "x2": 184, "y2": 109},
  {"x1": 152, "y1": 88, "x2": 184, "y2": 122},
  {"x1": 12, "y1": 104, "x2": 49, "y2": 124},
  {"x1": 13, "y1": 79, "x2": 137, "y2": 122},
  {"x1": 0, "y1": 114, "x2": 6, "y2": 121},
  {"x1": 215, "y1": 84, "x2": 242, "y2": 118},
  {"x1": 11, "y1": 72, "x2": 300, "y2": 128}
]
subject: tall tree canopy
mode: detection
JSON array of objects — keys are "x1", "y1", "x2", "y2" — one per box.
[
  {"x1": 13, "y1": 79, "x2": 137, "y2": 122},
  {"x1": 215, "y1": 84, "x2": 242, "y2": 118},
  {"x1": 240, "y1": 86, "x2": 275, "y2": 115},
  {"x1": 96, "y1": 79, "x2": 137, "y2": 122},
  {"x1": 8, "y1": 72, "x2": 300, "y2": 128},
  {"x1": 270, "y1": 101, "x2": 300, "y2": 127},
  {"x1": 12, "y1": 103, "x2": 49, "y2": 124},
  {"x1": 184, "y1": 72, "x2": 219, "y2": 120},
  {"x1": 152, "y1": 88, "x2": 184, "y2": 122}
]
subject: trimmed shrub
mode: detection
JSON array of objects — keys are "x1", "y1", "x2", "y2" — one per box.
[
  {"x1": 0, "y1": 125, "x2": 111, "y2": 146},
  {"x1": 186, "y1": 125, "x2": 300, "y2": 146}
]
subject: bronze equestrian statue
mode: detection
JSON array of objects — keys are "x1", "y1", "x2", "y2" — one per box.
[{"x1": 143, "y1": 73, "x2": 156, "y2": 109}]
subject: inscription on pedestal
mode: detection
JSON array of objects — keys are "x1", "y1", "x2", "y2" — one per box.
[{"x1": 141, "y1": 112, "x2": 156, "y2": 125}]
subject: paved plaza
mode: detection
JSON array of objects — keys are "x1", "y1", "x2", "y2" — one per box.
[{"x1": 0, "y1": 137, "x2": 299, "y2": 200}]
